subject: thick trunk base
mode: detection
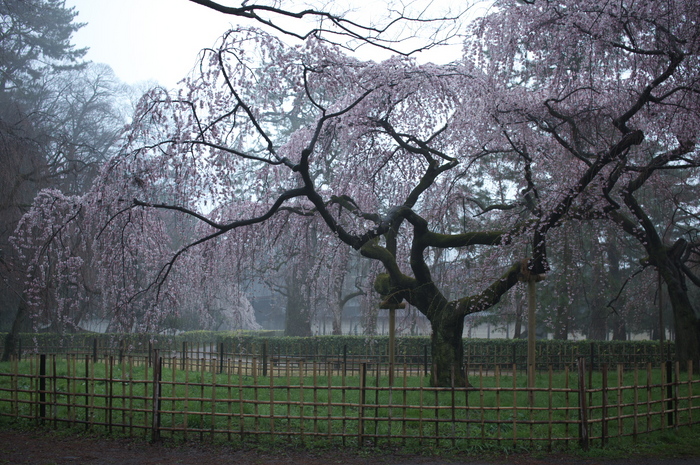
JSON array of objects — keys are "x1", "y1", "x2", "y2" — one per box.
[{"x1": 430, "y1": 314, "x2": 468, "y2": 387}]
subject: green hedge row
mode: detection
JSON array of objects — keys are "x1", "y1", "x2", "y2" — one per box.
[{"x1": 2, "y1": 331, "x2": 675, "y2": 369}]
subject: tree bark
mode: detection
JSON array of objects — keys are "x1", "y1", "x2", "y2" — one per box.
[
  {"x1": 2, "y1": 294, "x2": 29, "y2": 362},
  {"x1": 514, "y1": 297, "x2": 524, "y2": 339},
  {"x1": 284, "y1": 276, "x2": 312, "y2": 337},
  {"x1": 658, "y1": 257, "x2": 700, "y2": 368},
  {"x1": 429, "y1": 306, "x2": 467, "y2": 386}
]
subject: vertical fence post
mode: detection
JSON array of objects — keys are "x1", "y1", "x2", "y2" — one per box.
[
  {"x1": 358, "y1": 362, "x2": 366, "y2": 447},
  {"x1": 151, "y1": 350, "x2": 162, "y2": 443},
  {"x1": 423, "y1": 345, "x2": 428, "y2": 376},
  {"x1": 219, "y1": 342, "x2": 225, "y2": 374},
  {"x1": 92, "y1": 339, "x2": 98, "y2": 363},
  {"x1": 578, "y1": 357, "x2": 589, "y2": 451},
  {"x1": 39, "y1": 354, "x2": 46, "y2": 423},
  {"x1": 602, "y1": 363, "x2": 608, "y2": 446},
  {"x1": 108, "y1": 356, "x2": 114, "y2": 434},
  {"x1": 343, "y1": 344, "x2": 348, "y2": 377},
  {"x1": 262, "y1": 340, "x2": 268, "y2": 378},
  {"x1": 118, "y1": 340, "x2": 125, "y2": 364},
  {"x1": 666, "y1": 360, "x2": 674, "y2": 427},
  {"x1": 84, "y1": 355, "x2": 89, "y2": 430}
]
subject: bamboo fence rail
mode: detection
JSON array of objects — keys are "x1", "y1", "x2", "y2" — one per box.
[{"x1": 0, "y1": 354, "x2": 697, "y2": 450}]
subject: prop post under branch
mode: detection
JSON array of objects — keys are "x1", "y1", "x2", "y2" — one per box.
[{"x1": 380, "y1": 299, "x2": 406, "y2": 386}]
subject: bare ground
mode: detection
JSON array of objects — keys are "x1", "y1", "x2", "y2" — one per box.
[{"x1": 1, "y1": 428, "x2": 700, "y2": 465}]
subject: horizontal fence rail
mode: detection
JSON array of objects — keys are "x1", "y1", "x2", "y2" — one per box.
[{"x1": 0, "y1": 354, "x2": 697, "y2": 450}]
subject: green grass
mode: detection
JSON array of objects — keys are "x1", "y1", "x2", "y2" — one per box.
[{"x1": 0, "y1": 357, "x2": 698, "y2": 454}]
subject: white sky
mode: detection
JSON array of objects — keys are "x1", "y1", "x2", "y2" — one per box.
[
  {"x1": 65, "y1": 0, "x2": 467, "y2": 90},
  {"x1": 66, "y1": 0, "x2": 238, "y2": 88}
]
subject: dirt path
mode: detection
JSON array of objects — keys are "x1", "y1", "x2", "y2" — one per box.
[{"x1": 2, "y1": 429, "x2": 700, "y2": 465}]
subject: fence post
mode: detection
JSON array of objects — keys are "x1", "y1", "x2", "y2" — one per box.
[
  {"x1": 358, "y1": 362, "x2": 366, "y2": 447},
  {"x1": 666, "y1": 360, "x2": 674, "y2": 427},
  {"x1": 602, "y1": 363, "x2": 608, "y2": 446},
  {"x1": 84, "y1": 355, "x2": 89, "y2": 430},
  {"x1": 151, "y1": 350, "x2": 162, "y2": 443},
  {"x1": 262, "y1": 340, "x2": 268, "y2": 378},
  {"x1": 108, "y1": 356, "x2": 114, "y2": 434},
  {"x1": 118, "y1": 340, "x2": 125, "y2": 364},
  {"x1": 92, "y1": 338, "x2": 98, "y2": 363},
  {"x1": 219, "y1": 342, "x2": 225, "y2": 374},
  {"x1": 423, "y1": 344, "x2": 428, "y2": 376},
  {"x1": 343, "y1": 344, "x2": 348, "y2": 377},
  {"x1": 39, "y1": 354, "x2": 46, "y2": 423},
  {"x1": 578, "y1": 357, "x2": 589, "y2": 451}
]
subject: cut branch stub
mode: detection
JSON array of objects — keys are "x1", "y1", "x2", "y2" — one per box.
[
  {"x1": 379, "y1": 300, "x2": 406, "y2": 310},
  {"x1": 518, "y1": 258, "x2": 546, "y2": 283}
]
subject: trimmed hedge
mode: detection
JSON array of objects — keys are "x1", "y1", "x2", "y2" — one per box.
[{"x1": 1, "y1": 331, "x2": 674, "y2": 370}]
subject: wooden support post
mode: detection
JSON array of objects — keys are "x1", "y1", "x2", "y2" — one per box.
[
  {"x1": 343, "y1": 344, "x2": 348, "y2": 377},
  {"x1": 39, "y1": 354, "x2": 46, "y2": 423},
  {"x1": 519, "y1": 259, "x2": 545, "y2": 407},
  {"x1": 262, "y1": 340, "x2": 268, "y2": 378},
  {"x1": 578, "y1": 357, "x2": 589, "y2": 450},
  {"x1": 666, "y1": 360, "x2": 674, "y2": 427},
  {"x1": 389, "y1": 306, "x2": 395, "y2": 385},
  {"x1": 358, "y1": 363, "x2": 367, "y2": 447},
  {"x1": 527, "y1": 278, "x2": 536, "y2": 402},
  {"x1": 151, "y1": 350, "x2": 162, "y2": 443},
  {"x1": 379, "y1": 299, "x2": 405, "y2": 386},
  {"x1": 658, "y1": 270, "x2": 665, "y2": 362},
  {"x1": 219, "y1": 342, "x2": 225, "y2": 374}
]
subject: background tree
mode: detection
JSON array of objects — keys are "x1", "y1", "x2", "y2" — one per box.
[
  {"x1": 0, "y1": 1, "x2": 136, "y2": 360},
  {"x1": 1, "y1": 0, "x2": 86, "y2": 328}
]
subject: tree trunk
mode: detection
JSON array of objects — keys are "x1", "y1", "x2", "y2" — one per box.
[
  {"x1": 362, "y1": 299, "x2": 378, "y2": 336},
  {"x1": 429, "y1": 309, "x2": 468, "y2": 387},
  {"x1": 284, "y1": 280, "x2": 312, "y2": 337},
  {"x1": 331, "y1": 313, "x2": 342, "y2": 335},
  {"x1": 589, "y1": 304, "x2": 608, "y2": 340},
  {"x1": 2, "y1": 294, "x2": 29, "y2": 362},
  {"x1": 607, "y1": 236, "x2": 626, "y2": 342},
  {"x1": 662, "y1": 266, "x2": 700, "y2": 368},
  {"x1": 611, "y1": 314, "x2": 627, "y2": 341},
  {"x1": 554, "y1": 230, "x2": 571, "y2": 340},
  {"x1": 513, "y1": 296, "x2": 524, "y2": 339}
]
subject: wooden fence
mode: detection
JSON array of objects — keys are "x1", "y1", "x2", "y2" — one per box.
[{"x1": 0, "y1": 354, "x2": 697, "y2": 450}]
